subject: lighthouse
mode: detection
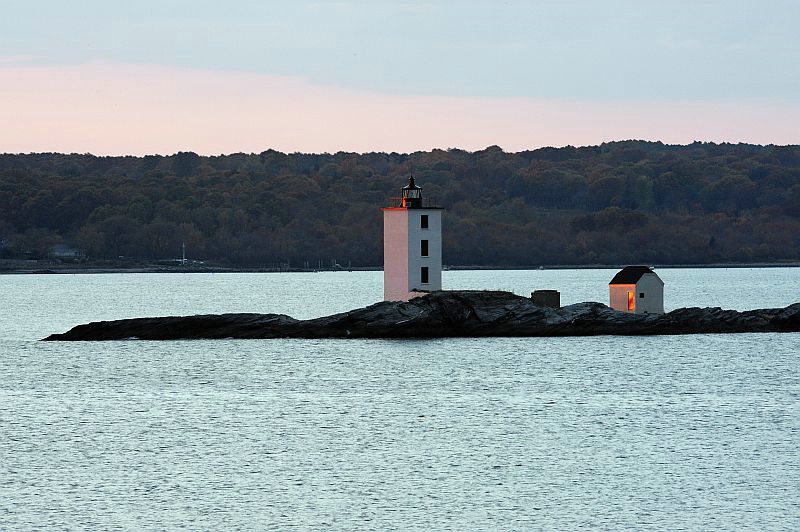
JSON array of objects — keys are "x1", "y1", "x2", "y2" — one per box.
[{"x1": 382, "y1": 176, "x2": 443, "y2": 301}]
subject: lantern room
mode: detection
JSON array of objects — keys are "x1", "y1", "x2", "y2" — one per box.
[{"x1": 401, "y1": 176, "x2": 423, "y2": 208}]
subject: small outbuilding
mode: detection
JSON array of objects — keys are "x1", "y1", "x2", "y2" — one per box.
[
  {"x1": 531, "y1": 289, "x2": 560, "y2": 308},
  {"x1": 609, "y1": 266, "x2": 664, "y2": 314}
]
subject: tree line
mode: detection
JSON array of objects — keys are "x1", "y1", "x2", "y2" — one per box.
[{"x1": 1, "y1": 141, "x2": 799, "y2": 267}]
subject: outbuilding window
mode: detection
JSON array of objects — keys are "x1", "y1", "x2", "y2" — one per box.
[{"x1": 639, "y1": 292, "x2": 645, "y2": 298}]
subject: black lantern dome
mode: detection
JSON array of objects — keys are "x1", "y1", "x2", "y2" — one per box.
[{"x1": 401, "y1": 175, "x2": 422, "y2": 207}]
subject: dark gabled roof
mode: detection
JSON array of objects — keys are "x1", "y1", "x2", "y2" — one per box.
[{"x1": 609, "y1": 266, "x2": 659, "y2": 285}]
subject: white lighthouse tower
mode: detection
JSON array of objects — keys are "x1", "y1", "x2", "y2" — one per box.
[{"x1": 382, "y1": 176, "x2": 443, "y2": 301}]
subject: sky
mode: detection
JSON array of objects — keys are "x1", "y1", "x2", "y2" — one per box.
[{"x1": 1, "y1": 0, "x2": 799, "y2": 155}]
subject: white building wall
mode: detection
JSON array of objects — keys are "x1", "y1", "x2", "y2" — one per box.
[
  {"x1": 407, "y1": 210, "x2": 442, "y2": 294},
  {"x1": 610, "y1": 284, "x2": 635, "y2": 312},
  {"x1": 383, "y1": 208, "x2": 442, "y2": 301},
  {"x1": 609, "y1": 274, "x2": 664, "y2": 314},
  {"x1": 634, "y1": 273, "x2": 664, "y2": 314},
  {"x1": 383, "y1": 209, "x2": 409, "y2": 301}
]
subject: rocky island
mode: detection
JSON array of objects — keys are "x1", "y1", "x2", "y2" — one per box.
[{"x1": 43, "y1": 291, "x2": 800, "y2": 341}]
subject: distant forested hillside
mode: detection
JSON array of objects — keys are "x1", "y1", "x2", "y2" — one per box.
[{"x1": 1, "y1": 141, "x2": 800, "y2": 267}]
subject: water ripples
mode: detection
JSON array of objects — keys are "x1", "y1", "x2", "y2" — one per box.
[
  {"x1": 1, "y1": 270, "x2": 799, "y2": 529},
  {"x1": 2, "y1": 336, "x2": 799, "y2": 529}
]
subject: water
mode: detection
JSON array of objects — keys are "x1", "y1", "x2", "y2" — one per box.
[{"x1": 1, "y1": 269, "x2": 799, "y2": 530}]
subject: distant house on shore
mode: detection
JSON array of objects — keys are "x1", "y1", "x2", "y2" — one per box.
[
  {"x1": 50, "y1": 244, "x2": 85, "y2": 260},
  {"x1": 609, "y1": 266, "x2": 664, "y2": 314}
]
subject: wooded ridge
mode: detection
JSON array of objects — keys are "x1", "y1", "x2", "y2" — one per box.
[{"x1": 2, "y1": 141, "x2": 799, "y2": 267}]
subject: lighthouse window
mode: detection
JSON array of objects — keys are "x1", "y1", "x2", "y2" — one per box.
[
  {"x1": 421, "y1": 215, "x2": 429, "y2": 229},
  {"x1": 421, "y1": 239, "x2": 429, "y2": 257},
  {"x1": 421, "y1": 267, "x2": 429, "y2": 284}
]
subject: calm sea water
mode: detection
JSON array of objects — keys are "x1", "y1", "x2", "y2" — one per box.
[{"x1": 1, "y1": 268, "x2": 799, "y2": 530}]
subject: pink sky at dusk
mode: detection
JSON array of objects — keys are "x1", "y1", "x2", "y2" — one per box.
[{"x1": 1, "y1": 62, "x2": 798, "y2": 156}]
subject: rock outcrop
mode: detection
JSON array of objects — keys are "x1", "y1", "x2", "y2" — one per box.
[{"x1": 43, "y1": 291, "x2": 800, "y2": 341}]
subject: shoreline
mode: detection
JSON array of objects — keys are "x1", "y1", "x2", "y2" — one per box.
[{"x1": 2, "y1": 261, "x2": 799, "y2": 275}]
